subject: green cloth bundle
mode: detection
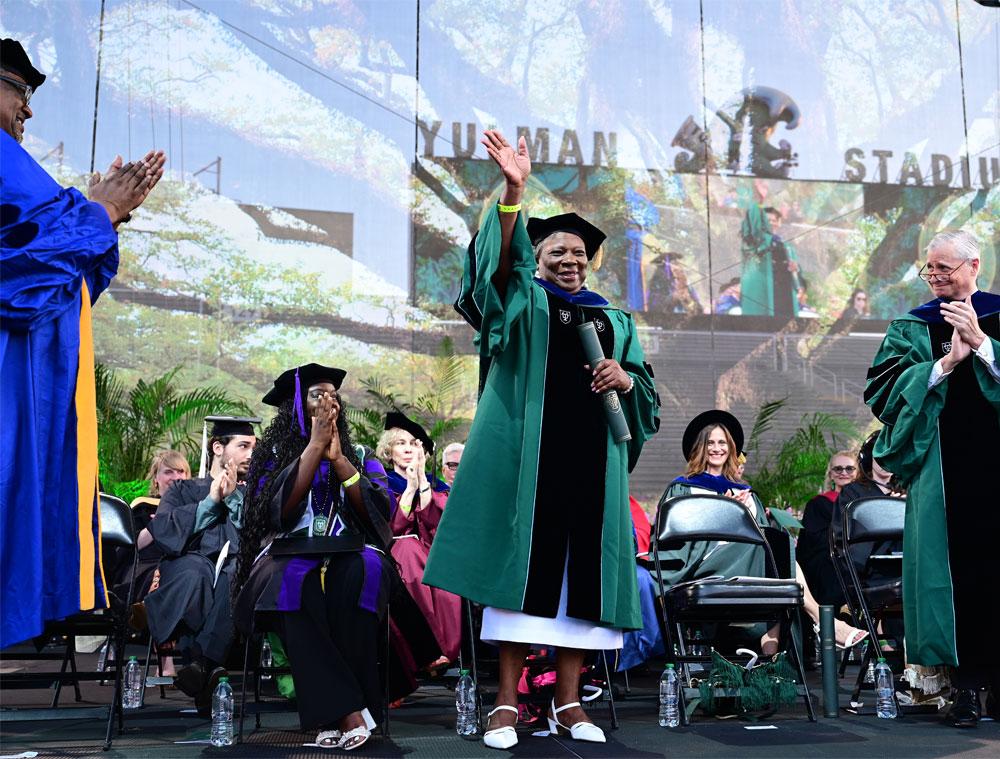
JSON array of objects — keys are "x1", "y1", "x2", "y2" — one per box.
[{"x1": 697, "y1": 650, "x2": 798, "y2": 716}]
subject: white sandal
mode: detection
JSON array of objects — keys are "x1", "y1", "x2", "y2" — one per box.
[
  {"x1": 315, "y1": 729, "x2": 341, "y2": 748},
  {"x1": 547, "y1": 700, "x2": 605, "y2": 743},
  {"x1": 483, "y1": 704, "x2": 518, "y2": 750},
  {"x1": 317, "y1": 708, "x2": 376, "y2": 751}
]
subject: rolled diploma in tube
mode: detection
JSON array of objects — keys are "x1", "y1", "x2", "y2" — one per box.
[{"x1": 577, "y1": 321, "x2": 632, "y2": 443}]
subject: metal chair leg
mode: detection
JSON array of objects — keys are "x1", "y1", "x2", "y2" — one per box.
[
  {"x1": 382, "y1": 607, "x2": 391, "y2": 739},
  {"x1": 600, "y1": 650, "x2": 618, "y2": 730},
  {"x1": 238, "y1": 633, "x2": 251, "y2": 744},
  {"x1": 788, "y1": 613, "x2": 817, "y2": 722}
]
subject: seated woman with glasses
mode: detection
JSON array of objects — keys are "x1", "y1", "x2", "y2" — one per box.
[
  {"x1": 657, "y1": 412, "x2": 868, "y2": 655},
  {"x1": 796, "y1": 451, "x2": 857, "y2": 609},
  {"x1": 377, "y1": 412, "x2": 460, "y2": 670}
]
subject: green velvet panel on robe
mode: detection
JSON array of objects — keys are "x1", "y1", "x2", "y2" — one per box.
[
  {"x1": 423, "y1": 207, "x2": 660, "y2": 630},
  {"x1": 866, "y1": 316, "x2": 1000, "y2": 667}
]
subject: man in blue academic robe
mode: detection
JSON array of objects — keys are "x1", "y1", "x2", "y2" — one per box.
[{"x1": 0, "y1": 38, "x2": 165, "y2": 647}]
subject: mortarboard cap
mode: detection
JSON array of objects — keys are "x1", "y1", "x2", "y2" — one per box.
[
  {"x1": 199, "y1": 415, "x2": 260, "y2": 477},
  {"x1": 384, "y1": 410, "x2": 434, "y2": 456},
  {"x1": 526, "y1": 212, "x2": 606, "y2": 261},
  {"x1": 262, "y1": 363, "x2": 347, "y2": 407},
  {"x1": 682, "y1": 409, "x2": 744, "y2": 462},
  {"x1": 1, "y1": 39, "x2": 46, "y2": 89}
]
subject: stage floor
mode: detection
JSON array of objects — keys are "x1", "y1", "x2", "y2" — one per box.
[{"x1": 2, "y1": 653, "x2": 999, "y2": 758}]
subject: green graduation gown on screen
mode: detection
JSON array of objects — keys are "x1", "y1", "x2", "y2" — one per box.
[
  {"x1": 423, "y1": 207, "x2": 660, "y2": 631},
  {"x1": 739, "y1": 193, "x2": 799, "y2": 318},
  {"x1": 864, "y1": 294, "x2": 1000, "y2": 667}
]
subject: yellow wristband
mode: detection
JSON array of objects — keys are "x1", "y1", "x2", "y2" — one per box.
[
  {"x1": 497, "y1": 202, "x2": 521, "y2": 214},
  {"x1": 341, "y1": 471, "x2": 361, "y2": 488}
]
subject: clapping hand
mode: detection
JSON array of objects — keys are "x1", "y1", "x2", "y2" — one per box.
[
  {"x1": 209, "y1": 456, "x2": 238, "y2": 503},
  {"x1": 940, "y1": 297, "x2": 984, "y2": 369},
  {"x1": 88, "y1": 149, "x2": 167, "y2": 225},
  {"x1": 309, "y1": 392, "x2": 337, "y2": 455}
]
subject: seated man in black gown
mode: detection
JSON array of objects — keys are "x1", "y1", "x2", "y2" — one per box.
[{"x1": 144, "y1": 416, "x2": 258, "y2": 711}]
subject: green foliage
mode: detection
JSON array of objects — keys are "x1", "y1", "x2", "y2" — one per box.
[
  {"x1": 96, "y1": 363, "x2": 253, "y2": 495},
  {"x1": 749, "y1": 404, "x2": 859, "y2": 512},
  {"x1": 346, "y1": 337, "x2": 470, "y2": 470}
]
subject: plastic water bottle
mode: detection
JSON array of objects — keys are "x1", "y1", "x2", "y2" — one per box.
[
  {"x1": 659, "y1": 664, "x2": 680, "y2": 727},
  {"x1": 260, "y1": 637, "x2": 273, "y2": 681},
  {"x1": 122, "y1": 655, "x2": 143, "y2": 709},
  {"x1": 211, "y1": 676, "x2": 235, "y2": 746},
  {"x1": 455, "y1": 669, "x2": 478, "y2": 737},
  {"x1": 874, "y1": 658, "x2": 897, "y2": 719}
]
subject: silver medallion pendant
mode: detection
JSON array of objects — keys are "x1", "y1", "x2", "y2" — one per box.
[{"x1": 311, "y1": 514, "x2": 329, "y2": 537}]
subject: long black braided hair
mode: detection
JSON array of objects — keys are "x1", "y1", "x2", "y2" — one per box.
[{"x1": 232, "y1": 393, "x2": 362, "y2": 609}]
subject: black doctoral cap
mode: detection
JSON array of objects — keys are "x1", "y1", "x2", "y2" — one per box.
[
  {"x1": 682, "y1": 409, "x2": 744, "y2": 462},
  {"x1": 526, "y1": 212, "x2": 606, "y2": 260},
  {"x1": 384, "y1": 410, "x2": 434, "y2": 456},
  {"x1": 1, "y1": 39, "x2": 46, "y2": 89},
  {"x1": 199, "y1": 415, "x2": 260, "y2": 476},
  {"x1": 262, "y1": 363, "x2": 347, "y2": 407}
]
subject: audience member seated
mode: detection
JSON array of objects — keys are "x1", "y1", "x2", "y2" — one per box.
[
  {"x1": 144, "y1": 417, "x2": 257, "y2": 713},
  {"x1": 378, "y1": 411, "x2": 461, "y2": 666},
  {"x1": 233, "y1": 364, "x2": 396, "y2": 751},
  {"x1": 124, "y1": 449, "x2": 191, "y2": 677},
  {"x1": 831, "y1": 432, "x2": 905, "y2": 580},
  {"x1": 440, "y1": 442, "x2": 464, "y2": 486},
  {"x1": 657, "y1": 410, "x2": 868, "y2": 657},
  {"x1": 797, "y1": 450, "x2": 857, "y2": 607}
]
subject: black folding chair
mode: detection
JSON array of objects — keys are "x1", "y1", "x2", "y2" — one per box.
[
  {"x1": 0, "y1": 494, "x2": 137, "y2": 751},
  {"x1": 840, "y1": 496, "x2": 905, "y2": 706},
  {"x1": 650, "y1": 494, "x2": 816, "y2": 724}
]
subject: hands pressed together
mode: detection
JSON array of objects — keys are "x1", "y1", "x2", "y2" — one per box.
[
  {"x1": 941, "y1": 296, "x2": 987, "y2": 372},
  {"x1": 88, "y1": 149, "x2": 167, "y2": 226},
  {"x1": 309, "y1": 391, "x2": 343, "y2": 462},
  {"x1": 209, "y1": 456, "x2": 238, "y2": 504}
]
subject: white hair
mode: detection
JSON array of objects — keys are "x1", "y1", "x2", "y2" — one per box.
[
  {"x1": 927, "y1": 230, "x2": 980, "y2": 262},
  {"x1": 442, "y1": 442, "x2": 464, "y2": 460}
]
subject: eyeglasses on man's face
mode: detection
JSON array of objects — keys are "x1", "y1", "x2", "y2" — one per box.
[
  {"x1": 0, "y1": 75, "x2": 33, "y2": 106},
  {"x1": 831, "y1": 465, "x2": 856, "y2": 475},
  {"x1": 443, "y1": 461, "x2": 460, "y2": 470},
  {"x1": 917, "y1": 259, "x2": 968, "y2": 282}
]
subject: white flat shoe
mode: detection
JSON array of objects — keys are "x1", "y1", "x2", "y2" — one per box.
[
  {"x1": 483, "y1": 704, "x2": 518, "y2": 750},
  {"x1": 547, "y1": 700, "x2": 606, "y2": 743}
]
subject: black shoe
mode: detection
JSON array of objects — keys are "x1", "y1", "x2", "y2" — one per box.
[
  {"x1": 174, "y1": 663, "x2": 206, "y2": 697},
  {"x1": 195, "y1": 666, "x2": 228, "y2": 717},
  {"x1": 944, "y1": 689, "x2": 980, "y2": 728}
]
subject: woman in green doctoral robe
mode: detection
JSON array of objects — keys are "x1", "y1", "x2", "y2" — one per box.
[
  {"x1": 423, "y1": 129, "x2": 659, "y2": 749},
  {"x1": 658, "y1": 411, "x2": 867, "y2": 655}
]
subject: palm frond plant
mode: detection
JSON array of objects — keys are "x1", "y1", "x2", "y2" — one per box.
[
  {"x1": 346, "y1": 338, "x2": 471, "y2": 472},
  {"x1": 749, "y1": 407, "x2": 859, "y2": 518},
  {"x1": 95, "y1": 364, "x2": 253, "y2": 500}
]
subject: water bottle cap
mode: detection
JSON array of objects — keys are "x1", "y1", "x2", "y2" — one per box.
[
  {"x1": 459, "y1": 668, "x2": 470, "y2": 676},
  {"x1": 219, "y1": 676, "x2": 229, "y2": 683},
  {"x1": 128, "y1": 655, "x2": 137, "y2": 661},
  {"x1": 877, "y1": 657, "x2": 886, "y2": 663},
  {"x1": 665, "y1": 663, "x2": 675, "y2": 669}
]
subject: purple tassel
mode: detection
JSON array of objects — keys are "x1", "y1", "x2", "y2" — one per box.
[{"x1": 293, "y1": 368, "x2": 307, "y2": 437}]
